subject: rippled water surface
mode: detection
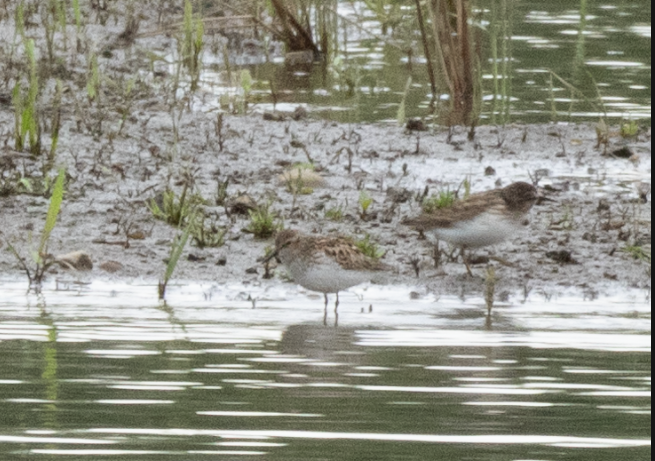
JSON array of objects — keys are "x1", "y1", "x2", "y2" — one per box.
[
  {"x1": 202, "y1": 0, "x2": 651, "y2": 123},
  {"x1": 0, "y1": 281, "x2": 650, "y2": 460}
]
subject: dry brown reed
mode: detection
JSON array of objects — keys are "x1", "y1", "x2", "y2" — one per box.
[
  {"x1": 270, "y1": 0, "x2": 319, "y2": 55},
  {"x1": 426, "y1": 0, "x2": 478, "y2": 126}
]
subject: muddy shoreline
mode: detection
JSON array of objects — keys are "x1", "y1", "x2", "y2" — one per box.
[
  {"x1": 0, "y1": 110, "x2": 651, "y2": 301},
  {"x1": 0, "y1": 1, "x2": 650, "y2": 302}
]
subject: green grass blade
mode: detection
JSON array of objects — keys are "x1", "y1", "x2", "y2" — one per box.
[
  {"x1": 164, "y1": 217, "x2": 193, "y2": 284},
  {"x1": 39, "y1": 168, "x2": 65, "y2": 255}
]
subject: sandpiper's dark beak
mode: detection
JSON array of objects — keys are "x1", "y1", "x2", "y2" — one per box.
[
  {"x1": 536, "y1": 189, "x2": 556, "y2": 205},
  {"x1": 262, "y1": 249, "x2": 279, "y2": 265}
]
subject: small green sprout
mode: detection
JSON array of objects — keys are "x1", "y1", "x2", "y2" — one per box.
[
  {"x1": 355, "y1": 234, "x2": 384, "y2": 259},
  {"x1": 462, "y1": 177, "x2": 472, "y2": 199},
  {"x1": 359, "y1": 190, "x2": 373, "y2": 218},
  {"x1": 215, "y1": 177, "x2": 230, "y2": 206},
  {"x1": 620, "y1": 120, "x2": 639, "y2": 138},
  {"x1": 325, "y1": 205, "x2": 345, "y2": 222},
  {"x1": 247, "y1": 202, "x2": 282, "y2": 239},
  {"x1": 422, "y1": 190, "x2": 456, "y2": 213}
]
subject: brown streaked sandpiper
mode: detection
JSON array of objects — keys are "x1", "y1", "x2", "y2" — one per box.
[
  {"x1": 402, "y1": 181, "x2": 540, "y2": 275},
  {"x1": 266, "y1": 229, "x2": 391, "y2": 324}
]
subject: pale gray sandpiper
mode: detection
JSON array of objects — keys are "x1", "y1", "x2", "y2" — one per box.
[
  {"x1": 266, "y1": 229, "x2": 391, "y2": 324},
  {"x1": 402, "y1": 181, "x2": 540, "y2": 275}
]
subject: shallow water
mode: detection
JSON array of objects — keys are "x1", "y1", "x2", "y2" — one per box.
[
  {"x1": 0, "y1": 280, "x2": 650, "y2": 460},
  {"x1": 199, "y1": 0, "x2": 651, "y2": 124}
]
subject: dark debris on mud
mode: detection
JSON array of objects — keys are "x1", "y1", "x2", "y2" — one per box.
[{"x1": 0, "y1": 110, "x2": 651, "y2": 301}]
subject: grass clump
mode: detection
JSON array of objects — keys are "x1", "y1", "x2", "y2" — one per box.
[
  {"x1": 149, "y1": 185, "x2": 204, "y2": 227},
  {"x1": 355, "y1": 234, "x2": 384, "y2": 259},
  {"x1": 620, "y1": 119, "x2": 639, "y2": 138},
  {"x1": 623, "y1": 244, "x2": 651, "y2": 264},
  {"x1": 6, "y1": 168, "x2": 66, "y2": 290},
  {"x1": 0, "y1": 170, "x2": 34, "y2": 197},
  {"x1": 623, "y1": 243, "x2": 651, "y2": 277},
  {"x1": 325, "y1": 205, "x2": 345, "y2": 222},
  {"x1": 247, "y1": 202, "x2": 282, "y2": 239},
  {"x1": 190, "y1": 214, "x2": 227, "y2": 249},
  {"x1": 422, "y1": 190, "x2": 456, "y2": 213}
]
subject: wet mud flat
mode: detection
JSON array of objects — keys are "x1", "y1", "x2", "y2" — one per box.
[
  {"x1": 0, "y1": 1, "x2": 650, "y2": 304},
  {"x1": 0, "y1": 107, "x2": 651, "y2": 302}
]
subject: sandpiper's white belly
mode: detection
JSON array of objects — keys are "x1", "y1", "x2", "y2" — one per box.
[
  {"x1": 283, "y1": 258, "x2": 373, "y2": 293},
  {"x1": 426, "y1": 212, "x2": 523, "y2": 248}
]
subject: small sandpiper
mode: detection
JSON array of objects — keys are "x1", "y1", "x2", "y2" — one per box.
[
  {"x1": 402, "y1": 181, "x2": 540, "y2": 275},
  {"x1": 266, "y1": 229, "x2": 391, "y2": 324}
]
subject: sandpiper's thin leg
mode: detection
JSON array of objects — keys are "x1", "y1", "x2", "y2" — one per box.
[
  {"x1": 484, "y1": 313, "x2": 493, "y2": 331},
  {"x1": 461, "y1": 248, "x2": 473, "y2": 277},
  {"x1": 323, "y1": 293, "x2": 329, "y2": 326},
  {"x1": 464, "y1": 261, "x2": 473, "y2": 277},
  {"x1": 334, "y1": 292, "x2": 340, "y2": 327}
]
